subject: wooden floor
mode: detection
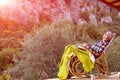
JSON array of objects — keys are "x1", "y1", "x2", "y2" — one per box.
[{"x1": 45, "y1": 72, "x2": 120, "y2": 80}]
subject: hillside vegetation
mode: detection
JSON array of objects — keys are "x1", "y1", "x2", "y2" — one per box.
[
  {"x1": 0, "y1": 0, "x2": 119, "y2": 80},
  {"x1": 6, "y1": 21, "x2": 120, "y2": 80}
]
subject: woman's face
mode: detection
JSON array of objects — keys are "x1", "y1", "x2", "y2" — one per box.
[{"x1": 103, "y1": 32, "x2": 112, "y2": 41}]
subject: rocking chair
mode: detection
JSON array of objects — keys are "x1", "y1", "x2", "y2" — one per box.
[{"x1": 68, "y1": 32, "x2": 116, "y2": 78}]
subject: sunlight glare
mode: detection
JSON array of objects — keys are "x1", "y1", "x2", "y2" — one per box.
[{"x1": 0, "y1": 0, "x2": 11, "y2": 6}]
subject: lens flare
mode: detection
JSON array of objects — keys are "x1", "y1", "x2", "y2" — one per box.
[{"x1": 0, "y1": 0, "x2": 11, "y2": 6}]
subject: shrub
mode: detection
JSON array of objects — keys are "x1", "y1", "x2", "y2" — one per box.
[
  {"x1": 79, "y1": 11, "x2": 89, "y2": 22},
  {"x1": 75, "y1": 24, "x2": 108, "y2": 41},
  {"x1": 8, "y1": 21, "x2": 77, "y2": 80},
  {"x1": 8, "y1": 21, "x2": 119, "y2": 79},
  {"x1": 0, "y1": 48, "x2": 19, "y2": 71},
  {"x1": 107, "y1": 36, "x2": 120, "y2": 72},
  {"x1": 0, "y1": 38, "x2": 22, "y2": 51}
]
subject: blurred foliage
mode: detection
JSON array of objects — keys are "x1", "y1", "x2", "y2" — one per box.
[
  {"x1": 107, "y1": 26, "x2": 120, "y2": 36},
  {"x1": 7, "y1": 21, "x2": 120, "y2": 79},
  {"x1": 79, "y1": 11, "x2": 89, "y2": 22},
  {"x1": 104, "y1": 9, "x2": 120, "y2": 36},
  {"x1": 0, "y1": 74, "x2": 11, "y2": 80},
  {"x1": 0, "y1": 1, "x2": 119, "y2": 79},
  {"x1": 0, "y1": 17, "x2": 24, "y2": 79},
  {"x1": 107, "y1": 36, "x2": 120, "y2": 72},
  {"x1": 0, "y1": 16, "x2": 34, "y2": 33},
  {"x1": 0, "y1": 29, "x2": 26, "y2": 39},
  {"x1": 0, "y1": 38, "x2": 22, "y2": 51},
  {"x1": 0, "y1": 48, "x2": 19, "y2": 72},
  {"x1": 39, "y1": 13, "x2": 51, "y2": 27},
  {"x1": 8, "y1": 21, "x2": 76, "y2": 80},
  {"x1": 98, "y1": 10, "x2": 107, "y2": 18},
  {"x1": 75, "y1": 24, "x2": 108, "y2": 41}
]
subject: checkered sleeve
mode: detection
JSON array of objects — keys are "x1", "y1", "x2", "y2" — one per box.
[{"x1": 88, "y1": 40, "x2": 109, "y2": 54}]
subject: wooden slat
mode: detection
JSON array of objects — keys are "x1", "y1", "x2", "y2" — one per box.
[
  {"x1": 113, "y1": 2, "x2": 120, "y2": 6},
  {"x1": 99, "y1": 0, "x2": 120, "y2": 11},
  {"x1": 45, "y1": 72, "x2": 120, "y2": 80},
  {"x1": 105, "y1": 0, "x2": 117, "y2": 3}
]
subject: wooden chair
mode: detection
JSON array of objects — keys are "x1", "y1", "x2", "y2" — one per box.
[{"x1": 68, "y1": 32, "x2": 116, "y2": 78}]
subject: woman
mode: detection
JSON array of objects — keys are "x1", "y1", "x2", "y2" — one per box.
[
  {"x1": 77, "y1": 31, "x2": 113, "y2": 55},
  {"x1": 88, "y1": 31, "x2": 112, "y2": 55}
]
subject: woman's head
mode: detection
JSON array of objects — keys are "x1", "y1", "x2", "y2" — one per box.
[{"x1": 103, "y1": 31, "x2": 112, "y2": 41}]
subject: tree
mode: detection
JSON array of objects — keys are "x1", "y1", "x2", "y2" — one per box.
[
  {"x1": 8, "y1": 21, "x2": 77, "y2": 80},
  {"x1": 0, "y1": 38, "x2": 22, "y2": 51},
  {"x1": 0, "y1": 48, "x2": 19, "y2": 73}
]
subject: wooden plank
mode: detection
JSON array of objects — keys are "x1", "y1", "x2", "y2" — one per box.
[
  {"x1": 105, "y1": 0, "x2": 117, "y2": 3},
  {"x1": 45, "y1": 72, "x2": 120, "y2": 80},
  {"x1": 113, "y1": 2, "x2": 120, "y2": 6}
]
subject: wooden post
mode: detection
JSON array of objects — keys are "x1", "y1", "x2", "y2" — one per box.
[
  {"x1": 91, "y1": 73, "x2": 95, "y2": 80},
  {"x1": 90, "y1": 70, "x2": 95, "y2": 80},
  {"x1": 119, "y1": 74, "x2": 120, "y2": 79}
]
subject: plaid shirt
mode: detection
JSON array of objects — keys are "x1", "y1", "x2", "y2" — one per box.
[{"x1": 88, "y1": 40, "x2": 109, "y2": 54}]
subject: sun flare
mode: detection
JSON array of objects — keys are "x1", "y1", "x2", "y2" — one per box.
[{"x1": 0, "y1": 0, "x2": 11, "y2": 6}]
